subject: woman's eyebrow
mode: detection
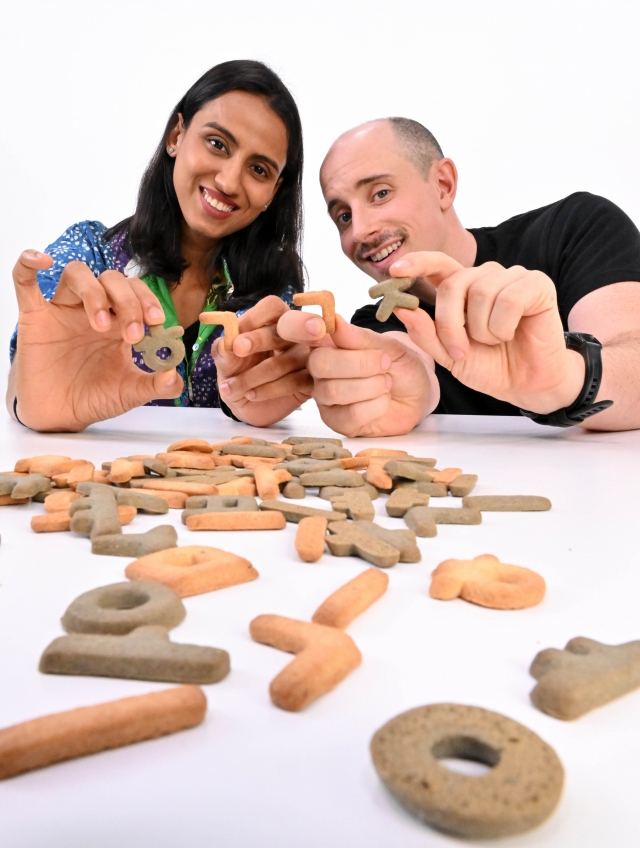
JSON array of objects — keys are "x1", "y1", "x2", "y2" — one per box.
[{"x1": 202, "y1": 121, "x2": 281, "y2": 175}]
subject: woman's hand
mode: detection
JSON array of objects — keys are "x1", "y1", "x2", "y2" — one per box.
[
  {"x1": 213, "y1": 295, "x2": 313, "y2": 426},
  {"x1": 8, "y1": 251, "x2": 183, "y2": 431}
]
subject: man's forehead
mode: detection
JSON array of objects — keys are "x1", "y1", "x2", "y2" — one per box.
[{"x1": 321, "y1": 124, "x2": 403, "y2": 200}]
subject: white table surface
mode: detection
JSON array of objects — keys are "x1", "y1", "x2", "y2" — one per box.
[{"x1": 0, "y1": 405, "x2": 639, "y2": 848}]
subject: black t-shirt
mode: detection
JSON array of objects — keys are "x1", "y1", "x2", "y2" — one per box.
[{"x1": 351, "y1": 192, "x2": 640, "y2": 415}]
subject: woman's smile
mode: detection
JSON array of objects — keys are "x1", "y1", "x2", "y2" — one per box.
[{"x1": 199, "y1": 186, "x2": 238, "y2": 219}]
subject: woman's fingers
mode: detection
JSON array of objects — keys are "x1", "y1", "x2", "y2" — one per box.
[
  {"x1": 243, "y1": 368, "x2": 314, "y2": 403},
  {"x1": 12, "y1": 251, "x2": 53, "y2": 313},
  {"x1": 232, "y1": 323, "x2": 290, "y2": 357},
  {"x1": 123, "y1": 367, "x2": 184, "y2": 410},
  {"x1": 219, "y1": 345, "x2": 310, "y2": 402},
  {"x1": 98, "y1": 271, "x2": 151, "y2": 343},
  {"x1": 127, "y1": 277, "x2": 166, "y2": 326}
]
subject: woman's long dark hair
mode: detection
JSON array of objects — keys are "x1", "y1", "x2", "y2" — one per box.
[{"x1": 105, "y1": 60, "x2": 304, "y2": 310}]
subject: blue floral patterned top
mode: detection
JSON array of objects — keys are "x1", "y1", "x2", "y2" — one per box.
[{"x1": 9, "y1": 221, "x2": 296, "y2": 408}]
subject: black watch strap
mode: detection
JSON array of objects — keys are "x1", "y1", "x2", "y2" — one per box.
[{"x1": 520, "y1": 332, "x2": 613, "y2": 427}]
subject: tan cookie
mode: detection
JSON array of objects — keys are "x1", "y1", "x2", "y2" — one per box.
[
  {"x1": 386, "y1": 488, "x2": 431, "y2": 517},
  {"x1": 371, "y1": 703, "x2": 564, "y2": 839},
  {"x1": 199, "y1": 310, "x2": 239, "y2": 351},
  {"x1": 14, "y1": 456, "x2": 82, "y2": 477},
  {"x1": 448, "y1": 473, "x2": 478, "y2": 496},
  {"x1": 258, "y1": 499, "x2": 347, "y2": 524},
  {"x1": 319, "y1": 483, "x2": 379, "y2": 501},
  {"x1": 326, "y1": 522, "x2": 406, "y2": 568},
  {"x1": 215, "y1": 478, "x2": 257, "y2": 497},
  {"x1": 166, "y1": 439, "x2": 213, "y2": 454},
  {"x1": 44, "y1": 490, "x2": 85, "y2": 513},
  {"x1": 530, "y1": 636, "x2": 640, "y2": 720},
  {"x1": 283, "y1": 436, "x2": 343, "y2": 446},
  {"x1": 133, "y1": 323, "x2": 185, "y2": 371},
  {"x1": 282, "y1": 480, "x2": 306, "y2": 499},
  {"x1": 109, "y1": 458, "x2": 146, "y2": 483},
  {"x1": 430, "y1": 554, "x2": 546, "y2": 609},
  {"x1": 329, "y1": 489, "x2": 375, "y2": 521},
  {"x1": 156, "y1": 452, "x2": 216, "y2": 471},
  {"x1": 355, "y1": 448, "x2": 408, "y2": 458},
  {"x1": 294, "y1": 516, "x2": 328, "y2": 562},
  {"x1": 0, "y1": 686, "x2": 206, "y2": 781},
  {"x1": 128, "y1": 487, "x2": 187, "y2": 509},
  {"x1": 405, "y1": 505, "x2": 481, "y2": 537},
  {"x1": 253, "y1": 463, "x2": 281, "y2": 499},
  {"x1": 312, "y1": 569, "x2": 388, "y2": 628},
  {"x1": 142, "y1": 479, "x2": 219, "y2": 496},
  {"x1": 365, "y1": 462, "x2": 394, "y2": 491},
  {"x1": 368, "y1": 277, "x2": 419, "y2": 321},
  {"x1": 221, "y1": 444, "x2": 287, "y2": 459},
  {"x1": 249, "y1": 615, "x2": 361, "y2": 711},
  {"x1": 395, "y1": 480, "x2": 448, "y2": 498},
  {"x1": 125, "y1": 545, "x2": 258, "y2": 597},
  {"x1": 186, "y1": 511, "x2": 286, "y2": 531},
  {"x1": 292, "y1": 290, "x2": 336, "y2": 334},
  {"x1": 462, "y1": 495, "x2": 552, "y2": 511},
  {"x1": 384, "y1": 460, "x2": 434, "y2": 483}
]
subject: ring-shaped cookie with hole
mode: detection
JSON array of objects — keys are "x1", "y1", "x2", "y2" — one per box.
[
  {"x1": 371, "y1": 703, "x2": 564, "y2": 839},
  {"x1": 133, "y1": 324, "x2": 185, "y2": 371}
]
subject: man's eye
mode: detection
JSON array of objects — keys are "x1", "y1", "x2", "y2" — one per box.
[
  {"x1": 338, "y1": 211, "x2": 352, "y2": 225},
  {"x1": 374, "y1": 189, "x2": 389, "y2": 200}
]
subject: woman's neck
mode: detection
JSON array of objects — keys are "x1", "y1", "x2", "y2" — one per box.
[{"x1": 171, "y1": 226, "x2": 219, "y2": 328}]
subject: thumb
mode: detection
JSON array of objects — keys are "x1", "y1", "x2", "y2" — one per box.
[
  {"x1": 13, "y1": 250, "x2": 54, "y2": 313},
  {"x1": 126, "y1": 368, "x2": 184, "y2": 408},
  {"x1": 394, "y1": 307, "x2": 454, "y2": 370}
]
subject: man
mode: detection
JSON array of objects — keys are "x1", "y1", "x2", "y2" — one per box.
[{"x1": 276, "y1": 118, "x2": 640, "y2": 436}]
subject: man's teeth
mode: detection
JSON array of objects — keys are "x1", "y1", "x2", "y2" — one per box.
[
  {"x1": 203, "y1": 190, "x2": 234, "y2": 213},
  {"x1": 370, "y1": 240, "x2": 402, "y2": 263}
]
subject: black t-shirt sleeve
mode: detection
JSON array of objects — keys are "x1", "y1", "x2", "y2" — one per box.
[{"x1": 548, "y1": 193, "x2": 640, "y2": 320}]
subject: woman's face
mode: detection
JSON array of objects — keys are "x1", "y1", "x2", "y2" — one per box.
[{"x1": 169, "y1": 90, "x2": 288, "y2": 243}]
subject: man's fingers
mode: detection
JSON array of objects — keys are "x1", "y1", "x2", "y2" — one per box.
[
  {"x1": 12, "y1": 250, "x2": 53, "y2": 313},
  {"x1": 313, "y1": 374, "x2": 391, "y2": 406},
  {"x1": 277, "y1": 309, "x2": 332, "y2": 346},
  {"x1": 244, "y1": 369, "x2": 314, "y2": 403},
  {"x1": 308, "y1": 345, "x2": 392, "y2": 381},
  {"x1": 389, "y1": 250, "x2": 464, "y2": 286},
  {"x1": 394, "y1": 307, "x2": 454, "y2": 371},
  {"x1": 317, "y1": 395, "x2": 391, "y2": 439},
  {"x1": 466, "y1": 266, "x2": 527, "y2": 345}
]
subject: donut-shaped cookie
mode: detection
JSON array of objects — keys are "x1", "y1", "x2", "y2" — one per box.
[
  {"x1": 133, "y1": 324, "x2": 185, "y2": 371},
  {"x1": 61, "y1": 581, "x2": 186, "y2": 635},
  {"x1": 370, "y1": 703, "x2": 564, "y2": 839}
]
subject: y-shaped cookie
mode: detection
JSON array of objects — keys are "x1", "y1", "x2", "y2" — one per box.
[
  {"x1": 292, "y1": 291, "x2": 336, "y2": 333},
  {"x1": 133, "y1": 324, "x2": 185, "y2": 371},
  {"x1": 368, "y1": 277, "x2": 419, "y2": 322},
  {"x1": 199, "y1": 311, "x2": 239, "y2": 352}
]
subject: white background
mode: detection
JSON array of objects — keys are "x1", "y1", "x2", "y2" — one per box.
[{"x1": 1, "y1": 0, "x2": 640, "y2": 368}]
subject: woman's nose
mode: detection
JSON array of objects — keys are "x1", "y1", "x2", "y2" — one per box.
[{"x1": 214, "y1": 157, "x2": 243, "y2": 197}]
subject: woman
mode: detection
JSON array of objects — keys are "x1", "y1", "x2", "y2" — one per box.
[{"x1": 8, "y1": 60, "x2": 316, "y2": 431}]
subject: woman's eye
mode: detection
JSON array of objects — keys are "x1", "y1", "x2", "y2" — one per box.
[
  {"x1": 252, "y1": 164, "x2": 268, "y2": 177},
  {"x1": 207, "y1": 137, "x2": 225, "y2": 151},
  {"x1": 374, "y1": 189, "x2": 389, "y2": 200}
]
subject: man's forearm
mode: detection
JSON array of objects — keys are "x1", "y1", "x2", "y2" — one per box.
[{"x1": 580, "y1": 334, "x2": 640, "y2": 431}]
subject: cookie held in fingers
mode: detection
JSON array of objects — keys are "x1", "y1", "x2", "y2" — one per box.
[{"x1": 133, "y1": 324, "x2": 185, "y2": 371}]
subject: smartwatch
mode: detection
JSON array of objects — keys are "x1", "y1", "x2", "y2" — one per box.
[{"x1": 520, "y1": 332, "x2": 613, "y2": 427}]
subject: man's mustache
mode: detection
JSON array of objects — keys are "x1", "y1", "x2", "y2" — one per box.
[{"x1": 355, "y1": 230, "x2": 407, "y2": 262}]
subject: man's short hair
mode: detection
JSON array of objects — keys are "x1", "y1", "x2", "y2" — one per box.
[{"x1": 384, "y1": 117, "x2": 444, "y2": 177}]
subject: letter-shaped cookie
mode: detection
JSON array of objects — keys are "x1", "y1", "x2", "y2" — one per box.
[
  {"x1": 181, "y1": 495, "x2": 258, "y2": 523},
  {"x1": 116, "y1": 489, "x2": 169, "y2": 514},
  {"x1": 70, "y1": 485, "x2": 122, "y2": 538},
  {"x1": 299, "y1": 469, "x2": 364, "y2": 488},
  {"x1": 329, "y1": 489, "x2": 375, "y2": 521},
  {"x1": 370, "y1": 703, "x2": 564, "y2": 839},
  {"x1": 429, "y1": 554, "x2": 546, "y2": 609},
  {"x1": 368, "y1": 277, "x2": 419, "y2": 322},
  {"x1": 530, "y1": 636, "x2": 640, "y2": 720},
  {"x1": 312, "y1": 569, "x2": 389, "y2": 628},
  {"x1": 292, "y1": 291, "x2": 336, "y2": 334},
  {"x1": 386, "y1": 488, "x2": 431, "y2": 517},
  {"x1": 462, "y1": 495, "x2": 551, "y2": 511},
  {"x1": 40, "y1": 625, "x2": 230, "y2": 684},
  {"x1": 249, "y1": 615, "x2": 361, "y2": 711},
  {"x1": 258, "y1": 499, "x2": 347, "y2": 524},
  {"x1": 0, "y1": 686, "x2": 206, "y2": 781},
  {"x1": 326, "y1": 521, "x2": 420, "y2": 568},
  {"x1": 125, "y1": 545, "x2": 258, "y2": 597},
  {"x1": 384, "y1": 461, "x2": 434, "y2": 483},
  {"x1": 199, "y1": 310, "x2": 239, "y2": 351},
  {"x1": 0, "y1": 473, "x2": 51, "y2": 500},
  {"x1": 91, "y1": 525, "x2": 178, "y2": 556},
  {"x1": 295, "y1": 516, "x2": 328, "y2": 562},
  {"x1": 133, "y1": 323, "x2": 185, "y2": 371}
]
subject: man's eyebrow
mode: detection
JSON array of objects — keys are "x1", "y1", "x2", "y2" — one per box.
[{"x1": 202, "y1": 121, "x2": 282, "y2": 175}]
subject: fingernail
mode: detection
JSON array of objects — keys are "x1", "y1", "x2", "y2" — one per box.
[
  {"x1": 245, "y1": 389, "x2": 256, "y2": 400},
  {"x1": 450, "y1": 347, "x2": 466, "y2": 361},
  {"x1": 392, "y1": 259, "x2": 409, "y2": 270},
  {"x1": 148, "y1": 307, "x2": 164, "y2": 322},
  {"x1": 381, "y1": 353, "x2": 391, "y2": 370},
  {"x1": 161, "y1": 371, "x2": 179, "y2": 388},
  {"x1": 234, "y1": 337, "x2": 252, "y2": 355},
  {"x1": 219, "y1": 381, "x2": 232, "y2": 396},
  {"x1": 384, "y1": 373, "x2": 393, "y2": 389},
  {"x1": 305, "y1": 317, "x2": 323, "y2": 335},
  {"x1": 127, "y1": 322, "x2": 142, "y2": 341},
  {"x1": 95, "y1": 310, "x2": 110, "y2": 328}
]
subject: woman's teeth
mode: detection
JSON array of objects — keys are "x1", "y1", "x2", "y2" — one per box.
[
  {"x1": 202, "y1": 189, "x2": 234, "y2": 213},
  {"x1": 370, "y1": 240, "x2": 403, "y2": 263}
]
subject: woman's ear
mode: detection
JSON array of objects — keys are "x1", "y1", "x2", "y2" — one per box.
[{"x1": 167, "y1": 114, "x2": 185, "y2": 156}]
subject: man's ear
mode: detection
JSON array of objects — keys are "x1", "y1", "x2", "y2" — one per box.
[
  {"x1": 167, "y1": 113, "x2": 185, "y2": 155},
  {"x1": 432, "y1": 158, "x2": 458, "y2": 211}
]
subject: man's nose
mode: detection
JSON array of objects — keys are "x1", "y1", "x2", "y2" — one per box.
[{"x1": 349, "y1": 203, "x2": 380, "y2": 247}]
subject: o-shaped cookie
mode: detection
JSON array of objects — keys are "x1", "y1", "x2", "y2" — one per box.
[
  {"x1": 371, "y1": 703, "x2": 564, "y2": 839},
  {"x1": 133, "y1": 324, "x2": 185, "y2": 371}
]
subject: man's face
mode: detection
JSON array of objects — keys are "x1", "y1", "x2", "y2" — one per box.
[{"x1": 321, "y1": 123, "x2": 448, "y2": 283}]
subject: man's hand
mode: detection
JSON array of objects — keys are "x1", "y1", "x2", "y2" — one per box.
[
  {"x1": 391, "y1": 251, "x2": 586, "y2": 413},
  {"x1": 277, "y1": 311, "x2": 435, "y2": 437},
  {"x1": 213, "y1": 296, "x2": 313, "y2": 426},
  {"x1": 8, "y1": 251, "x2": 183, "y2": 432}
]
